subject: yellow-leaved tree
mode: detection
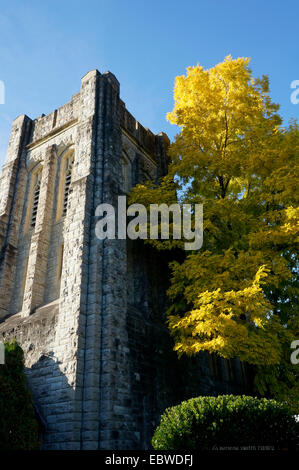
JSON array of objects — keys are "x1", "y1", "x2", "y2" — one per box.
[{"x1": 130, "y1": 56, "x2": 299, "y2": 411}]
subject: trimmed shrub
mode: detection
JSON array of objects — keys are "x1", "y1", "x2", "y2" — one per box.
[
  {"x1": 152, "y1": 395, "x2": 299, "y2": 450},
  {"x1": 0, "y1": 340, "x2": 40, "y2": 450}
]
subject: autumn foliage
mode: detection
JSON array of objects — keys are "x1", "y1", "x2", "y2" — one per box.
[{"x1": 130, "y1": 56, "x2": 299, "y2": 410}]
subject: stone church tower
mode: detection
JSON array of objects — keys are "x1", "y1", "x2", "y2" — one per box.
[{"x1": 0, "y1": 70, "x2": 248, "y2": 449}]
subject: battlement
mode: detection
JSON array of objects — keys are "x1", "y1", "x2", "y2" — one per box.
[
  {"x1": 29, "y1": 93, "x2": 80, "y2": 145},
  {"x1": 120, "y1": 101, "x2": 154, "y2": 156},
  {"x1": 18, "y1": 70, "x2": 169, "y2": 165}
]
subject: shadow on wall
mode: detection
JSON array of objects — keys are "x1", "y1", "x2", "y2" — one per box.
[
  {"x1": 23, "y1": 345, "x2": 251, "y2": 450},
  {"x1": 25, "y1": 354, "x2": 77, "y2": 450}
]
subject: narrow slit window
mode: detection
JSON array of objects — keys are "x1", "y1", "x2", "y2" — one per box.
[
  {"x1": 30, "y1": 172, "x2": 42, "y2": 229},
  {"x1": 62, "y1": 156, "x2": 74, "y2": 217},
  {"x1": 57, "y1": 243, "x2": 64, "y2": 281}
]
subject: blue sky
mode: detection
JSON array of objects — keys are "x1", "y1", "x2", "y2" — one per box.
[{"x1": 0, "y1": 0, "x2": 298, "y2": 167}]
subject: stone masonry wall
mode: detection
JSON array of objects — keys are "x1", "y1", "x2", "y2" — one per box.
[{"x1": 0, "y1": 69, "x2": 249, "y2": 450}]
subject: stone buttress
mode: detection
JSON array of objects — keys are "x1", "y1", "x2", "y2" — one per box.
[{"x1": 0, "y1": 70, "x2": 249, "y2": 449}]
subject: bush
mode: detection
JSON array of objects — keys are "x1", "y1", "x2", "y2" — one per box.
[
  {"x1": 152, "y1": 395, "x2": 299, "y2": 450},
  {"x1": 0, "y1": 340, "x2": 40, "y2": 450}
]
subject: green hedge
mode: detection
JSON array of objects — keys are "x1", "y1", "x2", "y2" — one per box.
[
  {"x1": 152, "y1": 395, "x2": 299, "y2": 450},
  {"x1": 0, "y1": 340, "x2": 40, "y2": 450}
]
